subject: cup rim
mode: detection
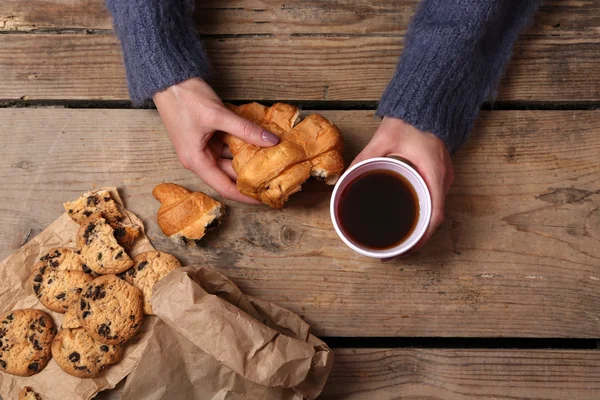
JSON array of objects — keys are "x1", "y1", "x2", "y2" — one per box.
[{"x1": 330, "y1": 157, "x2": 432, "y2": 259}]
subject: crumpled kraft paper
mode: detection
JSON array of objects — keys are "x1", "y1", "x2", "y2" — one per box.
[
  {"x1": 0, "y1": 188, "x2": 157, "y2": 400},
  {"x1": 120, "y1": 267, "x2": 334, "y2": 400}
]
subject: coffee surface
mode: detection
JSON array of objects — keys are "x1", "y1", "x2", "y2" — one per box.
[{"x1": 338, "y1": 169, "x2": 419, "y2": 250}]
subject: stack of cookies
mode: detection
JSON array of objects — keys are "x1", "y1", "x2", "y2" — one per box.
[{"x1": 0, "y1": 189, "x2": 182, "y2": 387}]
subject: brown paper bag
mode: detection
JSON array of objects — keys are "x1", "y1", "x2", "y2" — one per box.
[
  {"x1": 0, "y1": 189, "x2": 157, "y2": 400},
  {"x1": 1, "y1": 188, "x2": 333, "y2": 399},
  {"x1": 121, "y1": 267, "x2": 334, "y2": 400}
]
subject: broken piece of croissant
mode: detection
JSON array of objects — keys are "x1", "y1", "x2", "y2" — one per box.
[
  {"x1": 152, "y1": 183, "x2": 224, "y2": 246},
  {"x1": 224, "y1": 102, "x2": 345, "y2": 209}
]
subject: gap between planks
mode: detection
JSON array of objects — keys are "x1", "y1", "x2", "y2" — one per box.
[{"x1": 0, "y1": 101, "x2": 599, "y2": 111}]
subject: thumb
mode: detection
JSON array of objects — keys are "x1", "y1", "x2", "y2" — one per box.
[
  {"x1": 350, "y1": 136, "x2": 389, "y2": 168},
  {"x1": 219, "y1": 109, "x2": 280, "y2": 147}
]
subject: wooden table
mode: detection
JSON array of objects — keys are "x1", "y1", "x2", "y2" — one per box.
[{"x1": 1, "y1": 1, "x2": 600, "y2": 399}]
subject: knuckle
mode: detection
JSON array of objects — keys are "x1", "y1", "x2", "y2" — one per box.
[{"x1": 241, "y1": 120, "x2": 259, "y2": 140}]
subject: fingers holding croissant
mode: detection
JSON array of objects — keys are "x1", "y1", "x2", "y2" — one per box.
[{"x1": 223, "y1": 103, "x2": 345, "y2": 209}]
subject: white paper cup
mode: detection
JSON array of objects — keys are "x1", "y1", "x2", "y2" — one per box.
[{"x1": 330, "y1": 157, "x2": 432, "y2": 259}]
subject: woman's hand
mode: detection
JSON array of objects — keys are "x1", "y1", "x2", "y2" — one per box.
[
  {"x1": 351, "y1": 117, "x2": 454, "y2": 250},
  {"x1": 154, "y1": 78, "x2": 280, "y2": 204}
]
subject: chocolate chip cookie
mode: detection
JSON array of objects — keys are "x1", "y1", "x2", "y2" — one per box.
[
  {"x1": 112, "y1": 221, "x2": 140, "y2": 249},
  {"x1": 76, "y1": 214, "x2": 133, "y2": 275},
  {"x1": 62, "y1": 305, "x2": 81, "y2": 329},
  {"x1": 124, "y1": 251, "x2": 181, "y2": 315},
  {"x1": 0, "y1": 309, "x2": 56, "y2": 376},
  {"x1": 19, "y1": 387, "x2": 41, "y2": 400},
  {"x1": 77, "y1": 275, "x2": 143, "y2": 344},
  {"x1": 35, "y1": 247, "x2": 97, "y2": 277},
  {"x1": 64, "y1": 189, "x2": 123, "y2": 225},
  {"x1": 52, "y1": 327, "x2": 124, "y2": 378},
  {"x1": 31, "y1": 264, "x2": 94, "y2": 313}
]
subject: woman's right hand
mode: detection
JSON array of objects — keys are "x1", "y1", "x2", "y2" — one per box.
[
  {"x1": 351, "y1": 117, "x2": 454, "y2": 251},
  {"x1": 153, "y1": 77, "x2": 280, "y2": 204}
]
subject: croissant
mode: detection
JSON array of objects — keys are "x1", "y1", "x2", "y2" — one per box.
[
  {"x1": 153, "y1": 183, "x2": 224, "y2": 246},
  {"x1": 223, "y1": 102, "x2": 345, "y2": 209}
]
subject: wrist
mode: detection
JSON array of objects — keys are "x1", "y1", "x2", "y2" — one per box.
[
  {"x1": 155, "y1": 78, "x2": 220, "y2": 109},
  {"x1": 380, "y1": 117, "x2": 447, "y2": 151},
  {"x1": 380, "y1": 116, "x2": 411, "y2": 131},
  {"x1": 155, "y1": 78, "x2": 200, "y2": 101},
  {"x1": 108, "y1": 0, "x2": 211, "y2": 105}
]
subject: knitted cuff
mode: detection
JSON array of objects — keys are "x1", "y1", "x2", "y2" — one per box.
[
  {"x1": 376, "y1": 35, "x2": 483, "y2": 153},
  {"x1": 107, "y1": 0, "x2": 212, "y2": 105},
  {"x1": 377, "y1": 0, "x2": 542, "y2": 153}
]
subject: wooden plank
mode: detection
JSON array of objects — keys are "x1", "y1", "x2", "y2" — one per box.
[
  {"x1": 0, "y1": 0, "x2": 108, "y2": 31},
  {"x1": 0, "y1": 108, "x2": 598, "y2": 338},
  {"x1": 322, "y1": 349, "x2": 600, "y2": 399},
  {"x1": 1, "y1": 0, "x2": 598, "y2": 37},
  {"x1": 1, "y1": 34, "x2": 599, "y2": 102},
  {"x1": 96, "y1": 348, "x2": 600, "y2": 399}
]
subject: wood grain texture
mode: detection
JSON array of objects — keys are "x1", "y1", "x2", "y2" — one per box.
[
  {"x1": 0, "y1": 108, "x2": 599, "y2": 337},
  {"x1": 322, "y1": 349, "x2": 600, "y2": 399},
  {"x1": 90, "y1": 348, "x2": 600, "y2": 399},
  {"x1": 1, "y1": 0, "x2": 598, "y2": 36},
  {"x1": 1, "y1": 34, "x2": 599, "y2": 102},
  {"x1": 0, "y1": 0, "x2": 108, "y2": 31}
]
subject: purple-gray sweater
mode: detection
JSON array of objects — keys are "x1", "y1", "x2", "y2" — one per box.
[{"x1": 106, "y1": 0, "x2": 541, "y2": 152}]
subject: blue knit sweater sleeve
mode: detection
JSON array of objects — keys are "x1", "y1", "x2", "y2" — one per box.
[
  {"x1": 377, "y1": 0, "x2": 541, "y2": 152},
  {"x1": 107, "y1": 0, "x2": 540, "y2": 150},
  {"x1": 106, "y1": 0, "x2": 211, "y2": 105}
]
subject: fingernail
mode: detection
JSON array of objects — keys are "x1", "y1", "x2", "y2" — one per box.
[{"x1": 261, "y1": 131, "x2": 280, "y2": 145}]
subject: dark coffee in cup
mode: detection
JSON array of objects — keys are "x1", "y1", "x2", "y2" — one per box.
[
  {"x1": 330, "y1": 157, "x2": 431, "y2": 259},
  {"x1": 337, "y1": 169, "x2": 420, "y2": 250}
]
